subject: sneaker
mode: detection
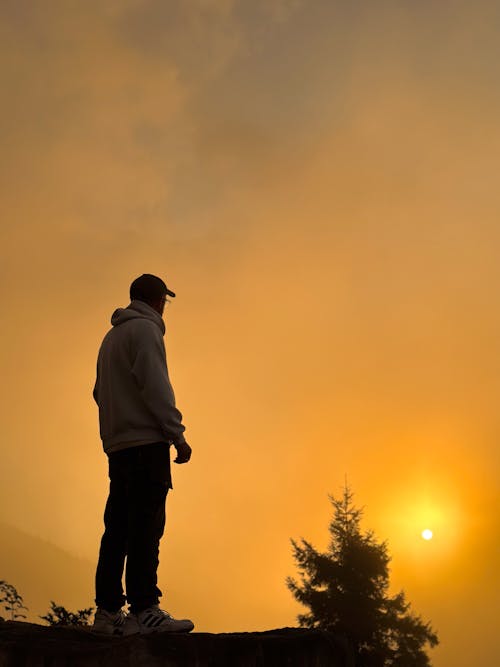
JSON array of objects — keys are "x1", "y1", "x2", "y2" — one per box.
[
  {"x1": 134, "y1": 605, "x2": 194, "y2": 634},
  {"x1": 92, "y1": 608, "x2": 139, "y2": 636}
]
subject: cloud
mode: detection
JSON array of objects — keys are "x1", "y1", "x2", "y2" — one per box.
[{"x1": 0, "y1": 2, "x2": 499, "y2": 659}]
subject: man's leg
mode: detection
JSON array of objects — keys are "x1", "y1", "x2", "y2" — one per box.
[
  {"x1": 125, "y1": 442, "x2": 171, "y2": 613},
  {"x1": 95, "y1": 451, "x2": 130, "y2": 612}
]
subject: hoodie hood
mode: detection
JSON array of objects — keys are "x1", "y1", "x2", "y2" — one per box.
[{"x1": 110, "y1": 299, "x2": 166, "y2": 334}]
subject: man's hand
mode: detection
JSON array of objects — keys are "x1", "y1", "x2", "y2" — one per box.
[{"x1": 173, "y1": 441, "x2": 192, "y2": 464}]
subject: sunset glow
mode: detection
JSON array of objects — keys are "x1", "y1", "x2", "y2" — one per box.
[{"x1": 1, "y1": 3, "x2": 499, "y2": 667}]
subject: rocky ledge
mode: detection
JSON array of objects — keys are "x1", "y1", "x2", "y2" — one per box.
[{"x1": 0, "y1": 620, "x2": 353, "y2": 666}]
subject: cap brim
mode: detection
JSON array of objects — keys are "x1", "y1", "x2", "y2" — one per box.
[{"x1": 166, "y1": 288, "x2": 176, "y2": 298}]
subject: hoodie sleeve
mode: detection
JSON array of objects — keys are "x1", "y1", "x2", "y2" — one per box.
[
  {"x1": 93, "y1": 364, "x2": 99, "y2": 405},
  {"x1": 130, "y1": 322, "x2": 187, "y2": 445}
]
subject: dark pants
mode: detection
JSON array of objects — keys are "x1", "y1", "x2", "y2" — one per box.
[{"x1": 95, "y1": 442, "x2": 172, "y2": 614}]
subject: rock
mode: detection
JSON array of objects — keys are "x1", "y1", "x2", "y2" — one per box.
[{"x1": 0, "y1": 621, "x2": 354, "y2": 666}]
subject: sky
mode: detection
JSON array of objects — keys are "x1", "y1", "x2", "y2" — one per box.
[{"x1": 1, "y1": 1, "x2": 499, "y2": 664}]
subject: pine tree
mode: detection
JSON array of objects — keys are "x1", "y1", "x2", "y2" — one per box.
[{"x1": 287, "y1": 486, "x2": 438, "y2": 666}]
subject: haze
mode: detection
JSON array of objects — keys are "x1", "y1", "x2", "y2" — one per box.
[{"x1": 1, "y1": 2, "x2": 499, "y2": 666}]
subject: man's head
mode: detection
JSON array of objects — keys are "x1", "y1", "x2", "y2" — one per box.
[{"x1": 130, "y1": 274, "x2": 175, "y2": 316}]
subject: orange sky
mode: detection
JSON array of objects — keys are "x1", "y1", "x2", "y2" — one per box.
[{"x1": 1, "y1": 2, "x2": 499, "y2": 665}]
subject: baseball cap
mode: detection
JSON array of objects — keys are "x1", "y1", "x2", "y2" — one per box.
[{"x1": 130, "y1": 274, "x2": 176, "y2": 302}]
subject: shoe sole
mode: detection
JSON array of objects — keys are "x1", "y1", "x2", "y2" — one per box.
[{"x1": 139, "y1": 623, "x2": 194, "y2": 634}]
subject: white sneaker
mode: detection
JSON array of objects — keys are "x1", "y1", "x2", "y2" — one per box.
[
  {"x1": 134, "y1": 605, "x2": 194, "y2": 634},
  {"x1": 92, "y1": 608, "x2": 139, "y2": 636}
]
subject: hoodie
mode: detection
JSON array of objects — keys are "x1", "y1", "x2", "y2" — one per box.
[{"x1": 93, "y1": 299, "x2": 186, "y2": 454}]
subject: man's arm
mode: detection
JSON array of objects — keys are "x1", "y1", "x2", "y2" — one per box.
[
  {"x1": 130, "y1": 322, "x2": 187, "y2": 446},
  {"x1": 93, "y1": 363, "x2": 99, "y2": 405}
]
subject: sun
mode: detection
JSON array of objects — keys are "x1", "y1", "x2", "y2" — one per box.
[{"x1": 421, "y1": 529, "x2": 433, "y2": 541}]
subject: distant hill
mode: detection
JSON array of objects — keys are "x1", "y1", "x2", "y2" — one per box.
[{"x1": 0, "y1": 522, "x2": 94, "y2": 621}]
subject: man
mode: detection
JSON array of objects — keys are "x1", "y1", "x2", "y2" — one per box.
[{"x1": 92, "y1": 273, "x2": 193, "y2": 635}]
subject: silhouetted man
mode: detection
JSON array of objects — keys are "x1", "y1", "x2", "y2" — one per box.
[{"x1": 92, "y1": 274, "x2": 193, "y2": 635}]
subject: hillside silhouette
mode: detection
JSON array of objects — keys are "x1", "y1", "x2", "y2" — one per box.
[{"x1": 0, "y1": 522, "x2": 93, "y2": 621}]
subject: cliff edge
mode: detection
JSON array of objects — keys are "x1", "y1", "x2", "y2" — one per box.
[{"x1": 0, "y1": 619, "x2": 353, "y2": 666}]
